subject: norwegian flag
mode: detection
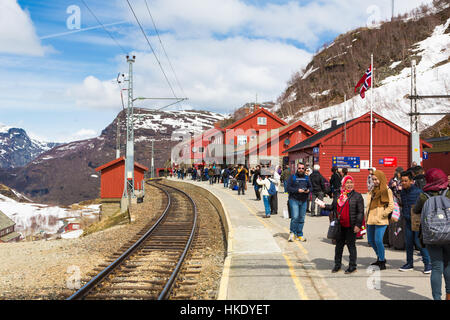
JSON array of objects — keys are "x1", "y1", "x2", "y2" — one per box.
[{"x1": 354, "y1": 65, "x2": 372, "y2": 99}]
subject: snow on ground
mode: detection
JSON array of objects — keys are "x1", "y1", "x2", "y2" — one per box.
[
  {"x1": 0, "y1": 193, "x2": 100, "y2": 238},
  {"x1": 298, "y1": 18, "x2": 450, "y2": 131},
  {"x1": 302, "y1": 66, "x2": 320, "y2": 80}
]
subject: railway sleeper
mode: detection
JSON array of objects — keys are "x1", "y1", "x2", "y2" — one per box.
[{"x1": 85, "y1": 293, "x2": 158, "y2": 300}]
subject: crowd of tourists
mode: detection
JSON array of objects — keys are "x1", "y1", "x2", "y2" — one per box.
[{"x1": 173, "y1": 162, "x2": 449, "y2": 300}]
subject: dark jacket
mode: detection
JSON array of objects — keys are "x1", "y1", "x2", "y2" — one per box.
[
  {"x1": 330, "y1": 172, "x2": 342, "y2": 195},
  {"x1": 324, "y1": 190, "x2": 364, "y2": 228},
  {"x1": 399, "y1": 184, "x2": 421, "y2": 219},
  {"x1": 309, "y1": 171, "x2": 325, "y2": 193},
  {"x1": 252, "y1": 170, "x2": 262, "y2": 186},
  {"x1": 286, "y1": 173, "x2": 311, "y2": 202},
  {"x1": 414, "y1": 174, "x2": 426, "y2": 190},
  {"x1": 236, "y1": 168, "x2": 247, "y2": 181}
]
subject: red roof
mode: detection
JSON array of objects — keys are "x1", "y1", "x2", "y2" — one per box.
[
  {"x1": 95, "y1": 156, "x2": 149, "y2": 172},
  {"x1": 225, "y1": 107, "x2": 287, "y2": 130},
  {"x1": 245, "y1": 119, "x2": 318, "y2": 156}
]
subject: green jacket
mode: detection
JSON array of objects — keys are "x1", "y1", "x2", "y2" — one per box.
[
  {"x1": 413, "y1": 188, "x2": 450, "y2": 215},
  {"x1": 281, "y1": 168, "x2": 291, "y2": 182}
]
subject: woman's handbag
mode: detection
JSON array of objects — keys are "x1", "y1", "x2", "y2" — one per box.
[
  {"x1": 327, "y1": 213, "x2": 341, "y2": 240},
  {"x1": 327, "y1": 199, "x2": 348, "y2": 240}
]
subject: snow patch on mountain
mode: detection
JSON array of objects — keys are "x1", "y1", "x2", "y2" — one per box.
[{"x1": 296, "y1": 18, "x2": 450, "y2": 132}]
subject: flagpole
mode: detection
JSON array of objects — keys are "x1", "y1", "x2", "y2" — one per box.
[
  {"x1": 344, "y1": 94, "x2": 347, "y2": 143},
  {"x1": 370, "y1": 53, "x2": 374, "y2": 169}
]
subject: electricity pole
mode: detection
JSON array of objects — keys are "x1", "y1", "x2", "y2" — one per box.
[
  {"x1": 123, "y1": 55, "x2": 136, "y2": 203},
  {"x1": 410, "y1": 60, "x2": 421, "y2": 166}
]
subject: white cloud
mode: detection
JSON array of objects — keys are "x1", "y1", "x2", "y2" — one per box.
[
  {"x1": 0, "y1": 0, "x2": 46, "y2": 56},
  {"x1": 67, "y1": 76, "x2": 123, "y2": 110},
  {"x1": 72, "y1": 128, "x2": 98, "y2": 140},
  {"x1": 67, "y1": 35, "x2": 312, "y2": 112}
]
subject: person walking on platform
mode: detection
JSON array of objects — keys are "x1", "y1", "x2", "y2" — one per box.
[
  {"x1": 270, "y1": 166, "x2": 281, "y2": 215},
  {"x1": 223, "y1": 166, "x2": 231, "y2": 188},
  {"x1": 309, "y1": 164, "x2": 326, "y2": 217},
  {"x1": 412, "y1": 168, "x2": 450, "y2": 300},
  {"x1": 319, "y1": 175, "x2": 364, "y2": 274},
  {"x1": 214, "y1": 165, "x2": 221, "y2": 184},
  {"x1": 257, "y1": 175, "x2": 272, "y2": 218},
  {"x1": 399, "y1": 170, "x2": 431, "y2": 273},
  {"x1": 286, "y1": 163, "x2": 311, "y2": 242},
  {"x1": 330, "y1": 166, "x2": 341, "y2": 200},
  {"x1": 252, "y1": 165, "x2": 262, "y2": 201},
  {"x1": 281, "y1": 165, "x2": 291, "y2": 194},
  {"x1": 366, "y1": 170, "x2": 394, "y2": 270},
  {"x1": 235, "y1": 164, "x2": 248, "y2": 196}
]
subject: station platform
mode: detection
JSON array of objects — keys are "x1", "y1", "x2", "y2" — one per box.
[{"x1": 168, "y1": 178, "x2": 436, "y2": 300}]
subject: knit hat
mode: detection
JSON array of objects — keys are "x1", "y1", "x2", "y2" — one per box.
[{"x1": 423, "y1": 168, "x2": 448, "y2": 192}]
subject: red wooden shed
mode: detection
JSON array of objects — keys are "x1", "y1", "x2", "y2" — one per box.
[
  {"x1": 95, "y1": 157, "x2": 149, "y2": 199},
  {"x1": 285, "y1": 111, "x2": 432, "y2": 193}
]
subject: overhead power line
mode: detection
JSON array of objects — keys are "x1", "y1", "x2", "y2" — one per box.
[
  {"x1": 80, "y1": 0, "x2": 127, "y2": 54},
  {"x1": 126, "y1": 0, "x2": 178, "y2": 100},
  {"x1": 144, "y1": 0, "x2": 187, "y2": 98}
]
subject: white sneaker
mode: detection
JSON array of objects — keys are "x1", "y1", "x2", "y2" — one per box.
[{"x1": 288, "y1": 233, "x2": 295, "y2": 242}]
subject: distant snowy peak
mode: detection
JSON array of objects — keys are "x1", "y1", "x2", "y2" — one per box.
[
  {"x1": 132, "y1": 109, "x2": 227, "y2": 135},
  {"x1": 0, "y1": 126, "x2": 61, "y2": 169}
]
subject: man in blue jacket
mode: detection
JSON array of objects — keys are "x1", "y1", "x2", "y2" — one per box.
[
  {"x1": 399, "y1": 171, "x2": 431, "y2": 273},
  {"x1": 287, "y1": 163, "x2": 312, "y2": 242}
]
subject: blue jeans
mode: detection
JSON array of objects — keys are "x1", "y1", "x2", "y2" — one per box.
[
  {"x1": 289, "y1": 198, "x2": 307, "y2": 237},
  {"x1": 224, "y1": 177, "x2": 229, "y2": 188},
  {"x1": 283, "y1": 180, "x2": 288, "y2": 193},
  {"x1": 263, "y1": 195, "x2": 271, "y2": 217},
  {"x1": 404, "y1": 217, "x2": 431, "y2": 266},
  {"x1": 426, "y1": 244, "x2": 450, "y2": 300},
  {"x1": 367, "y1": 225, "x2": 388, "y2": 261}
]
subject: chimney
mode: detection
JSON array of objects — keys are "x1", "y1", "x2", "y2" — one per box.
[{"x1": 331, "y1": 120, "x2": 338, "y2": 128}]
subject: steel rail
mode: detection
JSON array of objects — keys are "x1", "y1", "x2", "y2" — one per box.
[
  {"x1": 67, "y1": 184, "x2": 171, "y2": 300},
  {"x1": 156, "y1": 183, "x2": 198, "y2": 300}
]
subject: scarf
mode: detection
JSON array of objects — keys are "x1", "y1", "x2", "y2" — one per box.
[
  {"x1": 369, "y1": 170, "x2": 390, "y2": 210},
  {"x1": 338, "y1": 175, "x2": 354, "y2": 207},
  {"x1": 423, "y1": 168, "x2": 448, "y2": 192}
]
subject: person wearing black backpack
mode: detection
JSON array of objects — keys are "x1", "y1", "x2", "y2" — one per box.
[
  {"x1": 413, "y1": 168, "x2": 450, "y2": 300},
  {"x1": 309, "y1": 164, "x2": 326, "y2": 216}
]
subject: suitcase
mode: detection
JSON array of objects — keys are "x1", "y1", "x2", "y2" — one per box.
[{"x1": 388, "y1": 217, "x2": 405, "y2": 250}]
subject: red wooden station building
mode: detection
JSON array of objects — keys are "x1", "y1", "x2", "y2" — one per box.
[
  {"x1": 284, "y1": 111, "x2": 432, "y2": 193},
  {"x1": 95, "y1": 156, "x2": 148, "y2": 199}
]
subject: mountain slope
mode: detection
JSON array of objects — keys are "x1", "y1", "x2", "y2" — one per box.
[
  {"x1": 0, "y1": 124, "x2": 60, "y2": 169},
  {"x1": 276, "y1": 1, "x2": 450, "y2": 131},
  {"x1": 0, "y1": 109, "x2": 226, "y2": 205}
]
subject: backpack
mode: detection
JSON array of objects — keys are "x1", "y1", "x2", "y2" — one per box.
[
  {"x1": 268, "y1": 180, "x2": 277, "y2": 196},
  {"x1": 421, "y1": 189, "x2": 450, "y2": 245}
]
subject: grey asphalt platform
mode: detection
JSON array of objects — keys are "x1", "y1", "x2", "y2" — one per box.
[{"x1": 169, "y1": 178, "x2": 440, "y2": 300}]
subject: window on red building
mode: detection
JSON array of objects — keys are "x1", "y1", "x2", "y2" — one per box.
[{"x1": 257, "y1": 117, "x2": 267, "y2": 125}]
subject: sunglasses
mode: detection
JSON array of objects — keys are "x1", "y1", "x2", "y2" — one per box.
[{"x1": 298, "y1": 167, "x2": 305, "y2": 170}]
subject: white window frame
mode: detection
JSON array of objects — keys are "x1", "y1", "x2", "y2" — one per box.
[
  {"x1": 237, "y1": 135, "x2": 248, "y2": 145},
  {"x1": 257, "y1": 117, "x2": 267, "y2": 125}
]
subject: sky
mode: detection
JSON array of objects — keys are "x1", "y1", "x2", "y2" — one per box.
[{"x1": 0, "y1": 0, "x2": 434, "y2": 143}]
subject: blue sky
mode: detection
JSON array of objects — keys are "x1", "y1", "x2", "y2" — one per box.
[{"x1": 0, "y1": 0, "x2": 433, "y2": 142}]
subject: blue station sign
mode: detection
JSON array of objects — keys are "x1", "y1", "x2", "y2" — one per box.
[{"x1": 332, "y1": 156, "x2": 360, "y2": 169}]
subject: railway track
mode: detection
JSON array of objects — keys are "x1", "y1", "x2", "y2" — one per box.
[{"x1": 67, "y1": 181, "x2": 198, "y2": 300}]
